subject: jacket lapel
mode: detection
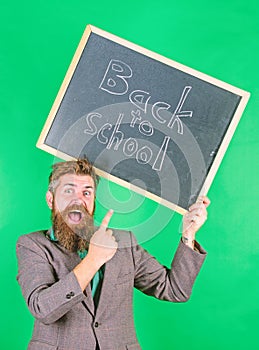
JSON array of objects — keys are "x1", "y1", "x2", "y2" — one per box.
[
  {"x1": 94, "y1": 250, "x2": 121, "y2": 318},
  {"x1": 46, "y1": 229, "x2": 96, "y2": 316},
  {"x1": 70, "y1": 253, "x2": 95, "y2": 316},
  {"x1": 82, "y1": 284, "x2": 95, "y2": 316},
  {"x1": 60, "y1": 248, "x2": 96, "y2": 316}
]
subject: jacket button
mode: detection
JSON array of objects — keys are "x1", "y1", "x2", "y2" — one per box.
[
  {"x1": 66, "y1": 292, "x2": 75, "y2": 299},
  {"x1": 94, "y1": 322, "x2": 99, "y2": 327}
]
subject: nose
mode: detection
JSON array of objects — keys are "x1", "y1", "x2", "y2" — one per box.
[{"x1": 71, "y1": 192, "x2": 86, "y2": 205}]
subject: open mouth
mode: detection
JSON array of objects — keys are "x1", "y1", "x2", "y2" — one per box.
[{"x1": 68, "y1": 210, "x2": 83, "y2": 224}]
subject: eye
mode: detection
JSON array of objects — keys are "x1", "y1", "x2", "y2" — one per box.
[
  {"x1": 83, "y1": 190, "x2": 91, "y2": 196},
  {"x1": 64, "y1": 188, "x2": 73, "y2": 194}
]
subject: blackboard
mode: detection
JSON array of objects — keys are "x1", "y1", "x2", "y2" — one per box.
[{"x1": 37, "y1": 25, "x2": 250, "y2": 214}]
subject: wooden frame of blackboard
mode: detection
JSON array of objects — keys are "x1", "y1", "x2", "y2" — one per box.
[{"x1": 37, "y1": 24, "x2": 250, "y2": 215}]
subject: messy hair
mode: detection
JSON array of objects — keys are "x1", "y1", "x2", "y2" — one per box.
[{"x1": 48, "y1": 158, "x2": 99, "y2": 194}]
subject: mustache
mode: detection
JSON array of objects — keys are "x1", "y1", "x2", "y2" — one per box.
[{"x1": 62, "y1": 203, "x2": 91, "y2": 217}]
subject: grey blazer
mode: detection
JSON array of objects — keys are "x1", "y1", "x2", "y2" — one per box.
[{"x1": 16, "y1": 229, "x2": 206, "y2": 350}]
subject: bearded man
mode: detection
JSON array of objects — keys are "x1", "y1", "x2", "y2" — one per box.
[{"x1": 16, "y1": 158, "x2": 210, "y2": 350}]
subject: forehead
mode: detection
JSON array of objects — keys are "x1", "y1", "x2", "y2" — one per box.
[{"x1": 57, "y1": 174, "x2": 95, "y2": 189}]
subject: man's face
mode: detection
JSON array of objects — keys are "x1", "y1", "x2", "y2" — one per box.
[
  {"x1": 51, "y1": 173, "x2": 95, "y2": 217},
  {"x1": 46, "y1": 174, "x2": 96, "y2": 250}
]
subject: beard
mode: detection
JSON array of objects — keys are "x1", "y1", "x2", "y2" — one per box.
[{"x1": 51, "y1": 203, "x2": 94, "y2": 252}]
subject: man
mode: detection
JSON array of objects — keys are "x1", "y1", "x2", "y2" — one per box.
[{"x1": 16, "y1": 158, "x2": 210, "y2": 350}]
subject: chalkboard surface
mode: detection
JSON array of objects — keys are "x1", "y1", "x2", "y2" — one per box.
[{"x1": 37, "y1": 25, "x2": 250, "y2": 214}]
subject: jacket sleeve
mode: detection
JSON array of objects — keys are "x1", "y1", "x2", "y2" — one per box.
[
  {"x1": 16, "y1": 234, "x2": 85, "y2": 325},
  {"x1": 131, "y1": 233, "x2": 207, "y2": 302}
]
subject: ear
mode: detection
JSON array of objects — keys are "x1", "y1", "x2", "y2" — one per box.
[{"x1": 46, "y1": 191, "x2": 54, "y2": 209}]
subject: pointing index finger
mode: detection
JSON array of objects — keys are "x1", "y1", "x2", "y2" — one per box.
[{"x1": 100, "y1": 209, "x2": 114, "y2": 229}]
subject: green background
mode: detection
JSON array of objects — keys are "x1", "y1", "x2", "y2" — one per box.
[{"x1": 1, "y1": 0, "x2": 258, "y2": 349}]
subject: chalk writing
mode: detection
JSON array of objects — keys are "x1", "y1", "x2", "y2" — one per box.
[
  {"x1": 100, "y1": 59, "x2": 193, "y2": 134},
  {"x1": 84, "y1": 112, "x2": 170, "y2": 171},
  {"x1": 99, "y1": 60, "x2": 132, "y2": 95},
  {"x1": 90, "y1": 59, "x2": 194, "y2": 172}
]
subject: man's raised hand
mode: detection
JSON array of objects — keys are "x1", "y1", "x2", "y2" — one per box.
[
  {"x1": 88, "y1": 210, "x2": 118, "y2": 268},
  {"x1": 182, "y1": 196, "x2": 210, "y2": 249}
]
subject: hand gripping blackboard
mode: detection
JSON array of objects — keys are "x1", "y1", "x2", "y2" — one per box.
[{"x1": 37, "y1": 24, "x2": 250, "y2": 214}]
